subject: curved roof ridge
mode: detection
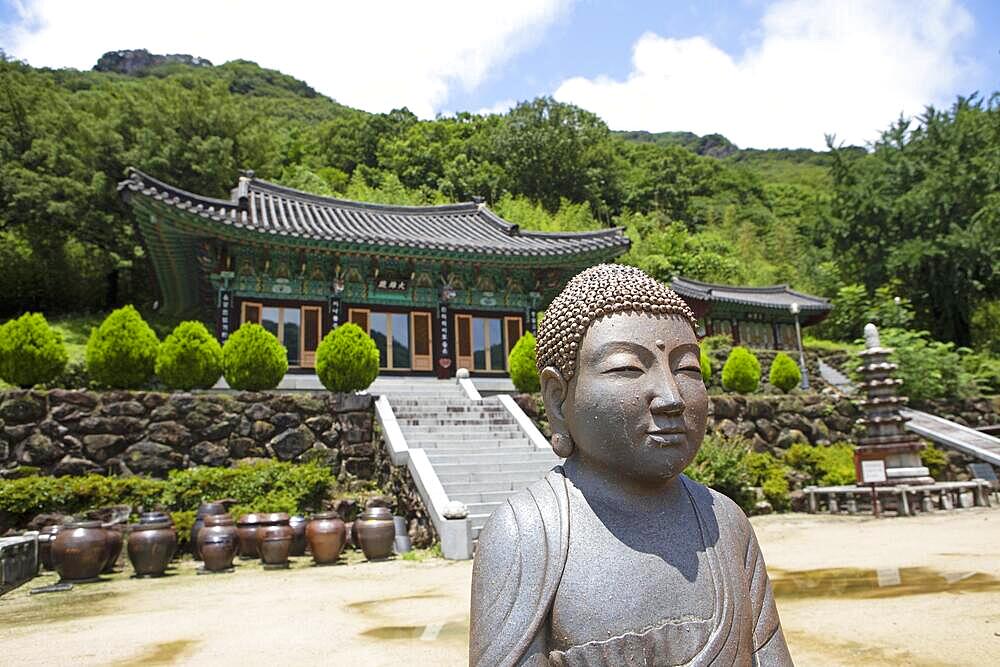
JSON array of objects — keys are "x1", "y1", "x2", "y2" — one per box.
[
  {"x1": 120, "y1": 168, "x2": 239, "y2": 210},
  {"x1": 672, "y1": 276, "x2": 788, "y2": 293},
  {"x1": 519, "y1": 225, "x2": 628, "y2": 240},
  {"x1": 248, "y1": 177, "x2": 478, "y2": 214}
]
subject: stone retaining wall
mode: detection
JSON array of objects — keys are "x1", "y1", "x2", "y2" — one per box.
[
  {"x1": 0, "y1": 389, "x2": 376, "y2": 480},
  {"x1": 707, "y1": 393, "x2": 861, "y2": 450}
]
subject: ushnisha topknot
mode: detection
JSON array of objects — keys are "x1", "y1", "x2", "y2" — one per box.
[{"x1": 536, "y1": 264, "x2": 696, "y2": 381}]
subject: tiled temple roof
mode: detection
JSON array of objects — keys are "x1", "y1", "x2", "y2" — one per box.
[
  {"x1": 118, "y1": 168, "x2": 629, "y2": 260},
  {"x1": 670, "y1": 276, "x2": 831, "y2": 313}
]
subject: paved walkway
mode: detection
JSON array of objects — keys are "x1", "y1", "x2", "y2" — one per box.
[{"x1": 3, "y1": 509, "x2": 999, "y2": 666}]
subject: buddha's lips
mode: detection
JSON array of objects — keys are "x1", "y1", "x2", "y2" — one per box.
[{"x1": 646, "y1": 431, "x2": 687, "y2": 447}]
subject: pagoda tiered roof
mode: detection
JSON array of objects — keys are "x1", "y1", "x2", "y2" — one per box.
[{"x1": 118, "y1": 169, "x2": 629, "y2": 264}]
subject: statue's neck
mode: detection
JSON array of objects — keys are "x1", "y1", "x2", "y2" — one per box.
[{"x1": 561, "y1": 456, "x2": 686, "y2": 513}]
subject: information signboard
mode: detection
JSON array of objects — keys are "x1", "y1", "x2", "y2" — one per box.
[{"x1": 861, "y1": 459, "x2": 887, "y2": 484}]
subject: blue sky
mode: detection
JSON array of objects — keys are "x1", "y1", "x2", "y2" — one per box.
[{"x1": 2, "y1": 0, "x2": 997, "y2": 149}]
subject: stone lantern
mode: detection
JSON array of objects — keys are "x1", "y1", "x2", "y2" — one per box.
[{"x1": 854, "y1": 323, "x2": 933, "y2": 485}]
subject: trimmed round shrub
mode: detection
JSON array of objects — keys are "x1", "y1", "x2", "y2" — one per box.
[
  {"x1": 768, "y1": 352, "x2": 802, "y2": 393},
  {"x1": 85, "y1": 305, "x2": 159, "y2": 389},
  {"x1": 155, "y1": 321, "x2": 223, "y2": 390},
  {"x1": 0, "y1": 313, "x2": 68, "y2": 388},
  {"x1": 508, "y1": 332, "x2": 540, "y2": 393},
  {"x1": 700, "y1": 347, "x2": 712, "y2": 384},
  {"x1": 315, "y1": 323, "x2": 379, "y2": 392},
  {"x1": 221, "y1": 322, "x2": 288, "y2": 391},
  {"x1": 721, "y1": 346, "x2": 761, "y2": 393}
]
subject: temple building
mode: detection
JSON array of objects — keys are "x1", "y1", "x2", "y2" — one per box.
[
  {"x1": 670, "y1": 276, "x2": 831, "y2": 349},
  {"x1": 119, "y1": 169, "x2": 630, "y2": 377}
]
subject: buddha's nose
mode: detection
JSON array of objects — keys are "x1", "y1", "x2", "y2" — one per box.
[{"x1": 650, "y1": 391, "x2": 684, "y2": 415}]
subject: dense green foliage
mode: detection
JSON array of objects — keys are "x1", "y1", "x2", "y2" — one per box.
[
  {"x1": 0, "y1": 461, "x2": 332, "y2": 535},
  {"x1": 699, "y1": 347, "x2": 712, "y2": 384},
  {"x1": 746, "y1": 451, "x2": 791, "y2": 511},
  {"x1": 784, "y1": 443, "x2": 856, "y2": 486},
  {"x1": 920, "y1": 443, "x2": 949, "y2": 480},
  {"x1": 154, "y1": 320, "x2": 223, "y2": 390},
  {"x1": 684, "y1": 433, "x2": 754, "y2": 513},
  {"x1": 827, "y1": 94, "x2": 1000, "y2": 346},
  {"x1": 508, "y1": 332, "x2": 540, "y2": 393},
  {"x1": 721, "y1": 346, "x2": 761, "y2": 393},
  {"x1": 0, "y1": 313, "x2": 68, "y2": 387},
  {"x1": 315, "y1": 322, "x2": 379, "y2": 392},
  {"x1": 768, "y1": 352, "x2": 801, "y2": 392},
  {"x1": 85, "y1": 305, "x2": 159, "y2": 388},
  {"x1": 221, "y1": 322, "x2": 288, "y2": 391}
]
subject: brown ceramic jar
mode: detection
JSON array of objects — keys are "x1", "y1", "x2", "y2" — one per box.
[
  {"x1": 355, "y1": 507, "x2": 396, "y2": 560},
  {"x1": 127, "y1": 521, "x2": 176, "y2": 577},
  {"x1": 257, "y1": 513, "x2": 293, "y2": 566},
  {"x1": 236, "y1": 513, "x2": 264, "y2": 558},
  {"x1": 138, "y1": 511, "x2": 173, "y2": 525},
  {"x1": 191, "y1": 501, "x2": 227, "y2": 558},
  {"x1": 51, "y1": 520, "x2": 108, "y2": 582},
  {"x1": 289, "y1": 515, "x2": 308, "y2": 557},
  {"x1": 306, "y1": 512, "x2": 347, "y2": 565},
  {"x1": 200, "y1": 533, "x2": 237, "y2": 572},
  {"x1": 38, "y1": 525, "x2": 62, "y2": 571},
  {"x1": 197, "y1": 514, "x2": 238, "y2": 568},
  {"x1": 102, "y1": 526, "x2": 124, "y2": 574}
]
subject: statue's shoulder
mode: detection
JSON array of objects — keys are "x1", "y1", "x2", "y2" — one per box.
[
  {"x1": 477, "y1": 467, "x2": 565, "y2": 547},
  {"x1": 679, "y1": 474, "x2": 753, "y2": 532}
]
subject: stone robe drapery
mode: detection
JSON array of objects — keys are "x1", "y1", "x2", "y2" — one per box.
[{"x1": 469, "y1": 468, "x2": 792, "y2": 666}]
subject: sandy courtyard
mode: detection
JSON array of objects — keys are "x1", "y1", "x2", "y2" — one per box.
[{"x1": 2, "y1": 507, "x2": 999, "y2": 666}]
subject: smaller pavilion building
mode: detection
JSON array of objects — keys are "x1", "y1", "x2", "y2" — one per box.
[
  {"x1": 670, "y1": 276, "x2": 831, "y2": 349},
  {"x1": 119, "y1": 169, "x2": 630, "y2": 377}
]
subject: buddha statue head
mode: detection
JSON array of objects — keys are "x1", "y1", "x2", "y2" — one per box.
[{"x1": 536, "y1": 264, "x2": 709, "y2": 486}]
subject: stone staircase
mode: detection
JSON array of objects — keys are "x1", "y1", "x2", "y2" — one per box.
[{"x1": 372, "y1": 378, "x2": 559, "y2": 543}]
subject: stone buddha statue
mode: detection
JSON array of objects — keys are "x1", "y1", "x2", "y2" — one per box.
[{"x1": 470, "y1": 264, "x2": 792, "y2": 667}]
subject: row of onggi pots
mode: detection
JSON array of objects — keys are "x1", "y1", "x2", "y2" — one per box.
[{"x1": 36, "y1": 504, "x2": 400, "y2": 582}]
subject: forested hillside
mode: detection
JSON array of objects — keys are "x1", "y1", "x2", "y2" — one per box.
[{"x1": 0, "y1": 51, "x2": 997, "y2": 352}]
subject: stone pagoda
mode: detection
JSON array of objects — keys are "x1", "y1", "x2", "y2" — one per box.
[{"x1": 854, "y1": 323, "x2": 933, "y2": 485}]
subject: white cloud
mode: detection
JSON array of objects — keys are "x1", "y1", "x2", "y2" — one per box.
[
  {"x1": 474, "y1": 99, "x2": 517, "y2": 116},
  {"x1": 1, "y1": 0, "x2": 571, "y2": 118},
  {"x1": 554, "y1": 0, "x2": 977, "y2": 149}
]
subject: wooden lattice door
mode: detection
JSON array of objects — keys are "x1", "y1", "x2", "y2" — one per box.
[
  {"x1": 300, "y1": 306, "x2": 322, "y2": 368},
  {"x1": 455, "y1": 314, "x2": 473, "y2": 372},
  {"x1": 411, "y1": 311, "x2": 433, "y2": 371}
]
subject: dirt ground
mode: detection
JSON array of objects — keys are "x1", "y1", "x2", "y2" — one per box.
[{"x1": 2, "y1": 507, "x2": 999, "y2": 666}]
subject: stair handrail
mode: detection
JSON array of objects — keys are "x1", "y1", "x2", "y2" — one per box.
[{"x1": 496, "y1": 394, "x2": 556, "y2": 454}]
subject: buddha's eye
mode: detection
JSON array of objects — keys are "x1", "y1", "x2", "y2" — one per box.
[{"x1": 603, "y1": 365, "x2": 643, "y2": 375}]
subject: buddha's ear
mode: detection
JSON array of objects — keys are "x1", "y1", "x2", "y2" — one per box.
[{"x1": 540, "y1": 366, "x2": 568, "y2": 431}]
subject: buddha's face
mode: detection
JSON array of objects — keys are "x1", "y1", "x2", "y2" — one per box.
[{"x1": 555, "y1": 312, "x2": 708, "y2": 485}]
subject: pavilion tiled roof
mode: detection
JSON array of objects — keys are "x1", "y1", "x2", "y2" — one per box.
[
  {"x1": 118, "y1": 168, "x2": 630, "y2": 260},
  {"x1": 670, "y1": 276, "x2": 831, "y2": 313}
]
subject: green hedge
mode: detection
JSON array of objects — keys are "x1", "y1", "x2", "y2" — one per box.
[
  {"x1": 155, "y1": 321, "x2": 223, "y2": 390},
  {"x1": 315, "y1": 322, "x2": 379, "y2": 392},
  {"x1": 0, "y1": 461, "x2": 333, "y2": 535},
  {"x1": 699, "y1": 348, "x2": 712, "y2": 383},
  {"x1": 721, "y1": 346, "x2": 761, "y2": 393},
  {"x1": 222, "y1": 323, "x2": 288, "y2": 390},
  {"x1": 508, "y1": 332, "x2": 540, "y2": 393},
  {"x1": 768, "y1": 352, "x2": 801, "y2": 392},
  {"x1": 85, "y1": 305, "x2": 159, "y2": 388},
  {"x1": 0, "y1": 313, "x2": 68, "y2": 388}
]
